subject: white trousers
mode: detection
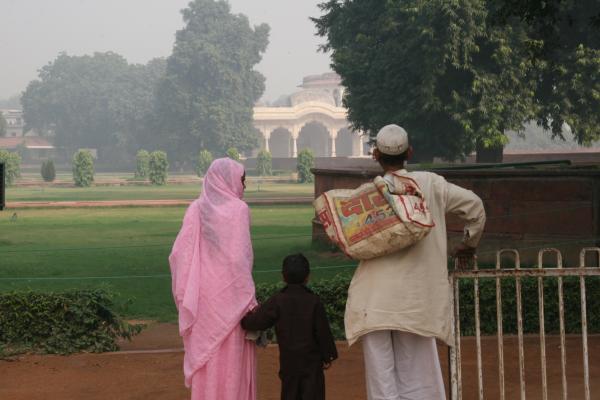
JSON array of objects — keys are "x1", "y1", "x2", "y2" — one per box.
[{"x1": 362, "y1": 330, "x2": 446, "y2": 400}]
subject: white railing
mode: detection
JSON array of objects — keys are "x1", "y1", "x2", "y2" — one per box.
[{"x1": 449, "y1": 247, "x2": 600, "y2": 400}]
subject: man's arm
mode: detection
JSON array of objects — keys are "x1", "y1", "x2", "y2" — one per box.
[
  {"x1": 445, "y1": 181, "x2": 486, "y2": 267},
  {"x1": 241, "y1": 296, "x2": 279, "y2": 331}
]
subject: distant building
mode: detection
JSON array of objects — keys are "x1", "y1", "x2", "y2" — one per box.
[
  {"x1": 0, "y1": 109, "x2": 55, "y2": 161},
  {"x1": 1, "y1": 109, "x2": 25, "y2": 137},
  {"x1": 253, "y1": 73, "x2": 368, "y2": 158}
]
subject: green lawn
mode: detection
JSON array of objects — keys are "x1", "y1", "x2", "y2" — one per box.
[
  {"x1": 6, "y1": 182, "x2": 313, "y2": 202},
  {"x1": 0, "y1": 205, "x2": 354, "y2": 321}
]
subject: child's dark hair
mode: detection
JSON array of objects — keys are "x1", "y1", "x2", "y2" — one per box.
[{"x1": 282, "y1": 253, "x2": 310, "y2": 284}]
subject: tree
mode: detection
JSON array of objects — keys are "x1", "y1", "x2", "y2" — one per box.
[
  {"x1": 196, "y1": 150, "x2": 213, "y2": 177},
  {"x1": 41, "y1": 159, "x2": 56, "y2": 182},
  {"x1": 313, "y1": 1, "x2": 540, "y2": 162},
  {"x1": 297, "y1": 149, "x2": 315, "y2": 183},
  {"x1": 0, "y1": 150, "x2": 21, "y2": 185},
  {"x1": 135, "y1": 150, "x2": 150, "y2": 179},
  {"x1": 155, "y1": 0, "x2": 269, "y2": 164},
  {"x1": 21, "y1": 53, "x2": 166, "y2": 161},
  {"x1": 148, "y1": 151, "x2": 168, "y2": 185},
  {"x1": 491, "y1": 0, "x2": 600, "y2": 146},
  {"x1": 226, "y1": 147, "x2": 240, "y2": 161},
  {"x1": 72, "y1": 150, "x2": 94, "y2": 187},
  {"x1": 0, "y1": 112, "x2": 6, "y2": 137},
  {"x1": 256, "y1": 150, "x2": 272, "y2": 176}
]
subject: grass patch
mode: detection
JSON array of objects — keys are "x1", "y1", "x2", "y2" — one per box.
[
  {"x1": 6, "y1": 182, "x2": 313, "y2": 202},
  {"x1": 0, "y1": 205, "x2": 354, "y2": 321}
]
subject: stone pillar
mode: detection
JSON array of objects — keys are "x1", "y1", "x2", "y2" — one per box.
[
  {"x1": 260, "y1": 127, "x2": 271, "y2": 153},
  {"x1": 351, "y1": 130, "x2": 364, "y2": 157},
  {"x1": 291, "y1": 126, "x2": 299, "y2": 158},
  {"x1": 329, "y1": 127, "x2": 338, "y2": 157},
  {"x1": 359, "y1": 134, "x2": 367, "y2": 157}
]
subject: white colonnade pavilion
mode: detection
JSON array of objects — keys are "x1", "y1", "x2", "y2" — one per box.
[{"x1": 253, "y1": 101, "x2": 368, "y2": 158}]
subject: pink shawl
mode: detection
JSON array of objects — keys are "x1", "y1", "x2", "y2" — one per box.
[{"x1": 169, "y1": 158, "x2": 256, "y2": 386}]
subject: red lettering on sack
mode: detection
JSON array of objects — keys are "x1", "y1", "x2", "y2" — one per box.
[
  {"x1": 318, "y1": 209, "x2": 333, "y2": 228},
  {"x1": 360, "y1": 193, "x2": 375, "y2": 212},
  {"x1": 340, "y1": 198, "x2": 363, "y2": 217},
  {"x1": 413, "y1": 201, "x2": 426, "y2": 214}
]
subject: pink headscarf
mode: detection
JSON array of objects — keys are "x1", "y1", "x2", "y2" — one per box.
[{"x1": 169, "y1": 158, "x2": 256, "y2": 386}]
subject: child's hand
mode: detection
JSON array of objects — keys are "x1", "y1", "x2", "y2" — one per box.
[{"x1": 322, "y1": 361, "x2": 332, "y2": 370}]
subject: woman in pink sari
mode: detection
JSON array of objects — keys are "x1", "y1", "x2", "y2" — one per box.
[{"x1": 169, "y1": 157, "x2": 257, "y2": 400}]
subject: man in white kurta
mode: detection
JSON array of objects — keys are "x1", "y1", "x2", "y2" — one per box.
[{"x1": 345, "y1": 124, "x2": 486, "y2": 400}]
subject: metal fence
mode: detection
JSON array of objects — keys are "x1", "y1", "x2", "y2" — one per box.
[{"x1": 448, "y1": 247, "x2": 600, "y2": 400}]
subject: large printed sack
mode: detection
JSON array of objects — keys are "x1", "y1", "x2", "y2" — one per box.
[{"x1": 314, "y1": 172, "x2": 435, "y2": 260}]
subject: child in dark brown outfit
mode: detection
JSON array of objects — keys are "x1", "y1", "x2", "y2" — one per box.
[{"x1": 241, "y1": 253, "x2": 338, "y2": 400}]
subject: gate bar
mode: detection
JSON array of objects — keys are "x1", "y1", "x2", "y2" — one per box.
[
  {"x1": 555, "y1": 249, "x2": 568, "y2": 400},
  {"x1": 579, "y1": 248, "x2": 600, "y2": 400},
  {"x1": 473, "y1": 258, "x2": 484, "y2": 400},
  {"x1": 515, "y1": 251, "x2": 527, "y2": 400},
  {"x1": 537, "y1": 249, "x2": 550, "y2": 400}
]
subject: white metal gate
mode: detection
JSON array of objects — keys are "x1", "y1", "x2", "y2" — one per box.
[{"x1": 448, "y1": 247, "x2": 600, "y2": 400}]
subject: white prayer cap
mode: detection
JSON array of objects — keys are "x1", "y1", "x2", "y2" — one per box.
[{"x1": 375, "y1": 124, "x2": 409, "y2": 155}]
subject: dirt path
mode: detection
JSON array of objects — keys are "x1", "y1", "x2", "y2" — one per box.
[
  {"x1": 1, "y1": 323, "x2": 598, "y2": 399},
  {"x1": 6, "y1": 197, "x2": 314, "y2": 209}
]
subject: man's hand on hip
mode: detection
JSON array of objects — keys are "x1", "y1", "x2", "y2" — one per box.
[{"x1": 452, "y1": 243, "x2": 476, "y2": 269}]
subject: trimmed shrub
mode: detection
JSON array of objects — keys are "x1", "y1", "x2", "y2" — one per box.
[
  {"x1": 72, "y1": 150, "x2": 94, "y2": 187},
  {"x1": 255, "y1": 274, "x2": 600, "y2": 340},
  {"x1": 40, "y1": 159, "x2": 56, "y2": 182},
  {"x1": 196, "y1": 149, "x2": 213, "y2": 177},
  {"x1": 0, "y1": 150, "x2": 21, "y2": 185},
  {"x1": 256, "y1": 150, "x2": 272, "y2": 176},
  {"x1": 0, "y1": 289, "x2": 143, "y2": 355},
  {"x1": 135, "y1": 150, "x2": 150, "y2": 179},
  {"x1": 296, "y1": 148, "x2": 314, "y2": 183},
  {"x1": 226, "y1": 147, "x2": 240, "y2": 161},
  {"x1": 0, "y1": 111, "x2": 6, "y2": 137},
  {"x1": 148, "y1": 150, "x2": 168, "y2": 185}
]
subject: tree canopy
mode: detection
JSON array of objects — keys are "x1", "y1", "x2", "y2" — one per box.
[
  {"x1": 154, "y1": 0, "x2": 269, "y2": 163},
  {"x1": 21, "y1": 52, "x2": 165, "y2": 161},
  {"x1": 491, "y1": 0, "x2": 600, "y2": 145},
  {"x1": 314, "y1": 0, "x2": 599, "y2": 161}
]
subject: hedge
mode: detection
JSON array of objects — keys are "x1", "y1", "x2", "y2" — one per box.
[
  {"x1": 72, "y1": 150, "x2": 94, "y2": 187},
  {"x1": 148, "y1": 151, "x2": 168, "y2": 185},
  {"x1": 0, "y1": 149, "x2": 21, "y2": 185},
  {"x1": 196, "y1": 149, "x2": 213, "y2": 177},
  {"x1": 226, "y1": 147, "x2": 240, "y2": 161},
  {"x1": 296, "y1": 148, "x2": 314, "y2": 183},
  {"x1": 256, "y1": 274, "x2": 600, "y2": 340},
  {"x1": 0, "y1": 289, "x2": 142, "y2": 356},
  {"x1": 41, "y1": 159, "x2": 56, "y2": 182},
  {"x1": 135, "y1": 150, "x2": 150, "y2": 179},
  {"x1": 256, "y1": 150, "x2": 272, "y2": 176}
]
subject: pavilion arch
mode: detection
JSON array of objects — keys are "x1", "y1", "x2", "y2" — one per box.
[
  {"x1": 335, "y1": 128, "x2": 355, "y2": 157},
  {"x1": 269, "y1": 127, "x2": 292, "y2": 158},
  {"x1": 298, "y1": 121, "x2": 331, "y2": 157}
]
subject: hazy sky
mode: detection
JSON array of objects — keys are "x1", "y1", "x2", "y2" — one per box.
[{"x1": 0, "y1": 0, "x2": 332, "y2": 102}]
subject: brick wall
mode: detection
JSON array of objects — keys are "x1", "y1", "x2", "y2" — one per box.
[{"x1": 312, "y1": 167, "x2": 600, "y2": 267}]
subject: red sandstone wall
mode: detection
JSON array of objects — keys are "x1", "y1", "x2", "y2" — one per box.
[{"x1": 312, "y1": 168, "x2": 600, "y2": 267}]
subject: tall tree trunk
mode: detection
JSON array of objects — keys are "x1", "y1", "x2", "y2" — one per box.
[{"x1": 475, "y1": 140, "x2": 504, "y2": 163}]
